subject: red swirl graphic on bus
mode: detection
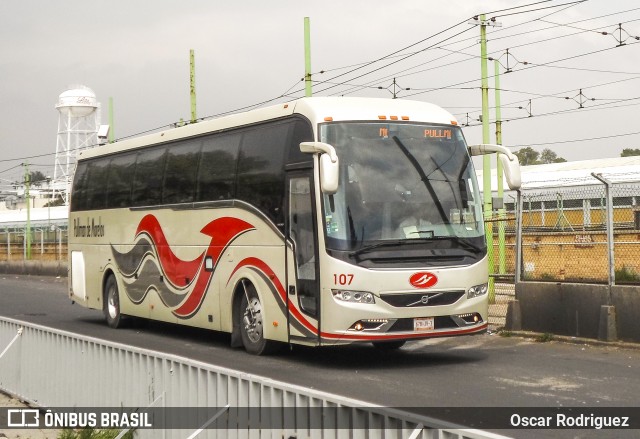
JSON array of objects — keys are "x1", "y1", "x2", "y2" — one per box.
[
  {"x1": 135, "y1": 215, "x2": 202, "y2": 288},
  {"x1": 409, "y1": 272, "x2": 438, "y2": 289},
  {"x1": 112, "y1": 215, "x2": 255, "y2": 318}
]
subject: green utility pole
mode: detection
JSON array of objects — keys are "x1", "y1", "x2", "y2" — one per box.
[
  {"x1": 190, "y1": 49, "x2": 197, "y2": 123},
  {"x1": 24, "y1": 162, "x2": 32, "y2": 260},
  {"x1": 479, "y1": 14, "x2": 494, "y2": 299},
  {"x1": 304, "y1": 17, "x2": 312, "y2": 97},
  {"x1": 108, "y1": 97, "x2": 115, "y2": 143},
  {"x1": 495, "y1": 60, "x2": 506, "y2": 275}
]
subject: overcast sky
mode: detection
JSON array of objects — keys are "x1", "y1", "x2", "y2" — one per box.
[{"x1": 1, "y1": 0, "x2": 639, "y2": 187}]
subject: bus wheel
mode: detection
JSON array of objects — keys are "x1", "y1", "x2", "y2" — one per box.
[
  {"x1": 104, "y1": 275, "x2": 123, "y2": 329},
  {"x1": 372, "y1": 340, "x2": 406, "y2": 350},
  {"x1": 239, "y1": 281, "x2": 277, "y2": 355}
]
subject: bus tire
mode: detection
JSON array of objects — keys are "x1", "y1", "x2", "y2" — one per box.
[
  {"x1": 372, "y1": 340, "x2": 406, "y2": 350},
  {"x1": 104, "y1": 275, "x2": 123, "y2": 329},
  {"x1": 239, "y1": 281, "x2": 278, "y2": 355}
]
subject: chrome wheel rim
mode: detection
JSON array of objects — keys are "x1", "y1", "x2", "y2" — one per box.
[
  {"x1": 243, "y1": 298, "x2": 263, "y2": 344},
  {"x1": 107, "y1": 285, "x2": 118, "y2": 320}
]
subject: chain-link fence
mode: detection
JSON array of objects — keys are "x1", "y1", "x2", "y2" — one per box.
[
  {"x1": 486, "y1": 175, "x2": 640, "y2": 328},
  {"x1": 0, "y1": 226, "x2": 68, "y2": 262},
  {"x1": 486, "y1": 211, "x2": 517, "y2": 328},
  {"x1": 516, "y1": 178, "x2": 640, "y2": 285}
]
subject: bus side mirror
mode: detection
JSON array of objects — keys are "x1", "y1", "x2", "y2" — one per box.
[
  {"x1": 300, "y1": 142, "x2": 340, "y2": 194},
  {"x1": 468, "y1": 143, "x2": 521, "y2": 190},
  {"x1": 499, "y1": 153, "x2": 521, "y2": 190}
]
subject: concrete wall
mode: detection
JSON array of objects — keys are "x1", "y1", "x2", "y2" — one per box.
[
  {"x1": 515, "y1": 282, "x2": 640, "y2": 343},
  {"x1": 0, "y1": 260, "x2": 67, "y2": 277},
  {"x1": 612, "y1": 285, "x2": 640, "y2": 342}
]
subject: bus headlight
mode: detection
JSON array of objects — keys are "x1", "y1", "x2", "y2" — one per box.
[
  {"x1": 332, "y1": 290, "x2": 375, "y2": 304},
  {"x1": 467, "y1": 283, "x2": 488, "y2": 299}
]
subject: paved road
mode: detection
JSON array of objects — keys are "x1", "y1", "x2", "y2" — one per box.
[{"x1": 1, "y1": 275, "x2": 639, "y2": 439}]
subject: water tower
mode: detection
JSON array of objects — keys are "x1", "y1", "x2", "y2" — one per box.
[{"x1": 53, "y1": 85, "x2": 100, "y2": 204}]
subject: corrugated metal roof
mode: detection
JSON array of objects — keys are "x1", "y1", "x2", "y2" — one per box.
[{"x1": 478, "y1": 156, "x2": 640, "y2": 191}]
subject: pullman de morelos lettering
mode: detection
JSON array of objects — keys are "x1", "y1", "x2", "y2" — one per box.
[{"x1": 73, "y1": 217, "x2": 105, "y2": 238}]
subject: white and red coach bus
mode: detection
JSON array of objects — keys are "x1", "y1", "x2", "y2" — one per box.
[{"x1": 68, "y1": 97, "x2": 520, "y2": 354}]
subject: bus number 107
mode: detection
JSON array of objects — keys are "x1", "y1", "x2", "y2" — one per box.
[{"x1": 333, "y1": 274, "x2": 354, "y2": 286}]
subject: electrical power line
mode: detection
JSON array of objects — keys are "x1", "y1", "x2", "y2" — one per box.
[
  {"x1": 4, "y1": 3, "x2": 638, "y2": 167},
  {"x1": 286, "y1": 1, "x2": 591, "y2": 98},
  {"x1": 463, "y1": 95, "x2": 640, "y2": 127},
  {"x1": 454, "y1": 72, "x2": 640, "y2": 119},
  {"x1": 509, "y1": 129, "x2": 640, "y2": 148}
]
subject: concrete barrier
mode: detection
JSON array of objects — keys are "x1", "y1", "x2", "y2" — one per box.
[
  {"x1": 611, "y1": 286, "x2": 640, "y2": 342},
  {"x1": 513, "y1": 282, "x2": 640, "y2": 343},
  {"x1": 0, "y1": 260, "x2": 67, "y2": 277}
]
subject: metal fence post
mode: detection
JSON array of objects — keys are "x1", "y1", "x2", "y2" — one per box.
[
  {"x1": 591, "y1": 173, "x2": 615, "y2": 289},
  {"x1": 58, "y1": 228, "x2": 62, "y2": 260},
  {"x1": 515, "y1": 190, "x2": 523, "y2": 284}
]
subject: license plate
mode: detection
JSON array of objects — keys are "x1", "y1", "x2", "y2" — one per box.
[{"x1": 414, "y1": 317, "x2": 434, "y2": 331}]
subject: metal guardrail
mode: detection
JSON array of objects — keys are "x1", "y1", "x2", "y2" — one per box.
[{"x1": 0, "y1": 317, "x2": 510, "y2": 439}]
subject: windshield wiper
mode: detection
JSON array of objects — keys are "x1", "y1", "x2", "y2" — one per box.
[
  {"x1": 429, "y1": 235, "x2": 484, "y2": 253},
  {"x1": 349, "y1": 236, "x2": 483, "y2": 259},
  {"x1": 349, "y1": 239, "x2": 433, "y2": 258}
]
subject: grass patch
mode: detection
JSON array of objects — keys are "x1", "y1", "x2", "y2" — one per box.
[
  {"x1": 535, "y1": 332, "x2": 554, "y2": 343},
  {"x1": 58, "y1": 428, "x2": 135, "y2": 439}
]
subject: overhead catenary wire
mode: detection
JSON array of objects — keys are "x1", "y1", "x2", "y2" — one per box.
[
  {"x1": 313, "y1": 1, "x2": 596, "y2": 96},
  {"x1": 278, "y1": 0, "x2": 585, "y2": 97},
  {"x1": 462, "y1": 96, "x2": 640, "y2": 130},
  {"x1": 314, "y1": 1, "x2": 595, "y2": 90},
  {"x1": 4, "y1": 3, "x2": 639, "y2": 166},
  {"x1": 489, "y1": 0, "x2": 587, "y2": 19},
  {"x1": 322, "y1": 13, "x2": 640, "y2": 104},
  {"x1": 453, "y1": 73, "x2": 640, "y2": 119},
  {"x1": 320, "y1": 4, "x2": 604, "y2": 97},
  {"x1": 308, "y1": 2, "x2": 640, "y2": 103},
  {"x1": 509, "y1": 129, "x2": 640, "y2": 148}
]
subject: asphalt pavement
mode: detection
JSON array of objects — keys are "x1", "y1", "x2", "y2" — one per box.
[{"x1": 1, "y1": 274, "x2": 639, "y2": 439}]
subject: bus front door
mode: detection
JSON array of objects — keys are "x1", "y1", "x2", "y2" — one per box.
[{"x1": 286, "y1": 173, "x2": 320, "y2": 346}]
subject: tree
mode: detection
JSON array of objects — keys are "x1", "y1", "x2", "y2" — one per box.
[
  {"x1": 514, "y1": 147, "x2": 567, "y2": 166},
  {"x1": 621, "y1": 148, "x2": 640, "y2": 157},
  {"x1": 513, "y1": 147, "x2": 539, "y2": 166},
  {"x1": 29, "y1": 170, "x2": 47, "y2": 187},
  {"x1": 44, "y1": 196, "x2": 65, "y2": 207},
  {"x1": 539, "y1": 148, "x2": 567, "y2": 164}
]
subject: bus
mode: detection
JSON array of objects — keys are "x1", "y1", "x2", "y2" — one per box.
[{"x1": 68, "y1": 97, "x2": 520, "y2": 355}]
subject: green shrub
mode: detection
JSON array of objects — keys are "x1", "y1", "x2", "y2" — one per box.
[{"x1": 615, "y1": 265, "x2": 640, "y2": 283}]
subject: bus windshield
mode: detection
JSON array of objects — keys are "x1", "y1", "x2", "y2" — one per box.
[{"x1": 319, "y1": 122, "x2": 485, "y2": 257}]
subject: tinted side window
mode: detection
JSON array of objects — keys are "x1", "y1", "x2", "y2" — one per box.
[
  {"x1": 105, "y1": 153, "x2": 136, "y2": 209},
  {"x1": 164, "y1": 139, "x2": 201, "y2": 204},
  {"x1": 131, "y1": 147, "x2": 167, "y2": 207},
  {"x1": 85, "y1": 159, "x2": 110, "y2": 210},
  {"x1": 70, "y1": 162, "x2": 89, "y2": 211},
  {"x1": 287, "y1": 118, "x2": 314, "y2": 165},
  {"x1": 197, "y1": 133, "x2": 241, "y2": 202},
  {"x1": 236, "y1": 122, "x2": 290, "y2": 224}
]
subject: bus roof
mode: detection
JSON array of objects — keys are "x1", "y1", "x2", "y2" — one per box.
[{"x1": 78, "y1": 97, "x2": 458, "y2": 161}]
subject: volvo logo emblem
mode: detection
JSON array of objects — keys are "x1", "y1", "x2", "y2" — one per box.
[{"x1": 420, "y1": 295, "x2": 430, "y2": 304}]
